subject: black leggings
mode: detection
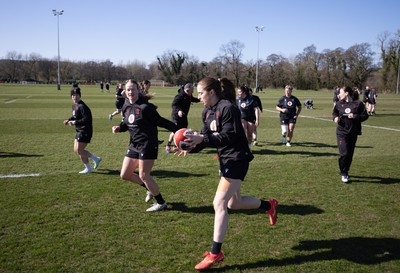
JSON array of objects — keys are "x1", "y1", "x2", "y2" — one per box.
[{"x1": 337, "y1": 133, "x2": 358, "y2": 176}]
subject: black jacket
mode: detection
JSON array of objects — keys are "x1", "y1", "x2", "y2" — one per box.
[
  {"x1": 192, "y1": 99, "x2": 253, "y2": 164},
  {"x1": 332, "y1": 99, "x2": 369, "y2": 136},
  {"x1": 119, "y1": 97, "x2": 178, "y2": 152},
  {"x1": 171, "y1": 91, "x2": 200, "y2": 123},
  {"x1": 68, "y1": 100, "x2": 93, "y2": 136}
]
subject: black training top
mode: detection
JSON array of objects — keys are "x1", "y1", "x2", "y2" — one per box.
[
  {"x1": 115, "y1": 88, "x2": 125, "y2": 104},
  {"x1": 236, "y1": 95, "x2": 259, "y2": 123},
  {"x1": 171, "y1": 91, "x2": 200, "y2": 123},
  {"x1": 192, "y1": 99, "x2": 254, "y2": 165},
  {"x1": 277, "y1": 95, "x2": 301, "y2": 119},
  {"x1": 119, "y1": 97, "x2": 178, "y2": 153},
  {"x1": 68, "y1": 100, "x2": 93, "y2": 135},
  {"x1": 332, "y1": 99, "x2": 369, "y2": 136}
]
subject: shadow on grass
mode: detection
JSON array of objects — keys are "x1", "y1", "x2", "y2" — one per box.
[
  {"x1": 0, "y1": 151, "x2": 43, "y2": 158},
  {"x1": 252, "y1": 149, "x2": 337, "y2": 157},
  {"x1": 169, "y1": 203, "x2": 323, "y2": 216},
  {"x1": 95, "y1": 169, "x2": 208, "y2": 179},
  {"x1": 265, "y1": 141, "x2": 338, "y2": 149},
  {"x1": 350, "y1": 175, "x2": 400, "y2": 185},
  {"x1": 208, "y1": 237, "x2": 400, "y2": 272},
  {"x1": 367, "y1": 113, "x2": 400, "y2": 117}
]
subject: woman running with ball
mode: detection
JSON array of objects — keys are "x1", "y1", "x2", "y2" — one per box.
[{"x1": 179, "y1": 77, "x2": 278, "y2": 271}]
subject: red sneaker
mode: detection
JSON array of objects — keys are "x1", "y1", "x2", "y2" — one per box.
[
  {"x1": 194, "y1": 251, "x2": 224, "y2": 271},
  {"x1": 266, "y1": 198, "x2": 278, "y2": 225}
]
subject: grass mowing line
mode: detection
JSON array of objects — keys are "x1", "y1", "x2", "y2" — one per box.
[
  {"x1": 4, "y1": 99, "x2": 16, "y2": 104},
  {"x1": 0, "y1": 173, "x2": 40, "y2": 178},
  {"x1": 264, "y1": 109, "x2": 400, "y2": 132}
]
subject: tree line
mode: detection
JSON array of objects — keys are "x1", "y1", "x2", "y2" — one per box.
[{"x1": 1, "y1": 30, "x2": 399, "y2": 93}]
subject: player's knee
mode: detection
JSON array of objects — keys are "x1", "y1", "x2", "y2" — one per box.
[
  {"x1": 227, "y1": 199, "x2": 240, "y2": 210},
  {"x1": 120, "y1": 170, "x2": 130, "y2": 181},
  {"x1": 138, "y1": 172, "x2": 149, "y2": 183}
]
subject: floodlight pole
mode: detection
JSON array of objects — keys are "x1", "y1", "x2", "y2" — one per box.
[
  {"x1": 255, "y1": 26, "x2": 264, "y2": 92},
  {"x1": 53, "y1": 9, "x2": 64, "y2": 91}
]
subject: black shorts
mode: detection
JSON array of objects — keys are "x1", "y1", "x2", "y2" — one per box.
[
  {"x1": 75, "y1": 132, "x2": 92, "y2": 143},
  {"x1": 242, "y1": 117, "x2": 256, "y2": 124},
  {"x1": 116, "y1": 100, "x2": 124, "y2": 110},
  {"x1": 219, "y1": 160, "x2": 249, "y2": 181},
  {"x1": 126, "y1": 147, "x2": 158, "y2": 160},
  {"x1": 280, "y1": 116, "x2": 297, "y2": 125}
]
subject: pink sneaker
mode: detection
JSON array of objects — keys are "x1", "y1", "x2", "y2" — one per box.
[
  {"x1": 194, "y1": 251, "x2": 224, "y2": 271},
  {"x1": 266, "y1": 198, "x2": 278, "y2": 225}
]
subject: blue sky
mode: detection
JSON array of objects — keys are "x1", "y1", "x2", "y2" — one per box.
[{"x1": 0, "y1": 0, "x2": 399, "y2": 66}]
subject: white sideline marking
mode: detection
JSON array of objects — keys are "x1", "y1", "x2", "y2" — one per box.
[
  {"x1": 0, "y1": 173, "x2": 40, "y2": 179},
  {"x1": 4, "y1": 99, "x2": 16, "y2": 104},
  {"x1": 264, "y1": 109, "x2": 400, "y2": 132}
]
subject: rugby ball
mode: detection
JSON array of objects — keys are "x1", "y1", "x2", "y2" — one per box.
[{"x1": 174, "y1": 128, "x2": 193, "y2": 150}]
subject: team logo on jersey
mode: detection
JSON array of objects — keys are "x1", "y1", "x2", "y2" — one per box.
[
  {"x1": 210, "y1": 120, "x2": 217, "y2": 131},
  {"x1": 240, "y1": 102, "x2": 246, "y2": 108},
  {"x1": 128, "y1": 114, "x2": 135, "y2": 123},
  {"x1": 345, "y1": 108, "x2": 351, "y2": 114},
  {"x1": 287, "y1": 101, "x2": 293, "y2": 107}
]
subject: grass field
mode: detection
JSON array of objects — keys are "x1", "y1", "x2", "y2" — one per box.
[{"x1": 1, "y1": 84, "x2": 399, "y2": 273}]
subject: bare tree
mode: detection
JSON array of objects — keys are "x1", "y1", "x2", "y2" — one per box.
[
  {"x1": 265, "y1": 54, "x2": 294, "y2": 88},
  {"x1": 125, "y1": 61, "x2": 151, "y2": 81},
  {"x1": 219, "y1": 40, "x2": 245, "y2": 86},
  {"x1": 2, "y1": 51, "x2": 23, "y2": 82}
]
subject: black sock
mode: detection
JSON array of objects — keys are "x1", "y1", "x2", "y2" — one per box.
[
  {"x1": 259, "y1": 200, "x2": 271, "y2": 211},
  {"x1": 211, "y1": 241, "x2": 222, "y2": 254},
  {"x1": 167, "y1": 141, "x2": 172, "y2": 146},
  {"x1": 154, "y1": 193, "x2": 166, "y2": 205}
]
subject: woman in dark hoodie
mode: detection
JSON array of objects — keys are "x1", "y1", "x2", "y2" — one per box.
[{"x1": 333, "y1": 86, "x2": 369, "y2": 183}]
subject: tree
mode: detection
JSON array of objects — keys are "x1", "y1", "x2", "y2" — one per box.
[
  {"x1": 219, "y1": 40, "x2": 245, "y2": 87},
  {"x1": 344, "y1": 43, "x2": 375, "y2": 88},
  {"x1": 265, "y1": 54, "x2": 293, "y2": 88},
  {"x1": 378, "y1": 30, "x2": 400, "y2": 92},
  {"x1": 2, "y1": 51, "x2": 23, "y2": 82},
  {"x1": 294, "y1": 45, "x2": 321, "y2": 90},
  {"x1": 125, "y1": 61, "x2": 151, "y2": 82},
  {"x1": 156, "y1": 50, "x2": 187, "y2": 85}
]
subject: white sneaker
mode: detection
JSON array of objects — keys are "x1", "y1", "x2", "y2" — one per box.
[
  {"x1": 341, "y1": 175, "x2": 349, "y2": 183},
  {"x1": 253, "y1": 140, "x2": 258, "y2": 146},
  {"x1": 108, "y1": 114, "x2": 112, "y2": 120},
  {"x1": 79, "y1": 168, "x2": 92, "y2": 174},
  {"x1": 93, "y1": 157, "x2": 102, "y2": 169},
  {"x1": 145, "y1": 191, "x2": 154, "y2": 203},
  {"x1": 146, "y1": 202, "x2": 167, "y2": 212},
  {"x1": 286, "y1": 142, "x2": 291, "y2": 147}
]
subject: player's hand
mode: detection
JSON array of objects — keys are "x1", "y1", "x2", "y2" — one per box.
[
  {"x1": 174, "y1": 150, "x2": 188, "y2": 157},
  {"x1": 185, "y1": 130, "x2": 203, "y2": 146},
  {"x1": 112, "y1": 126, "x2": 120, "y2": 133}
]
